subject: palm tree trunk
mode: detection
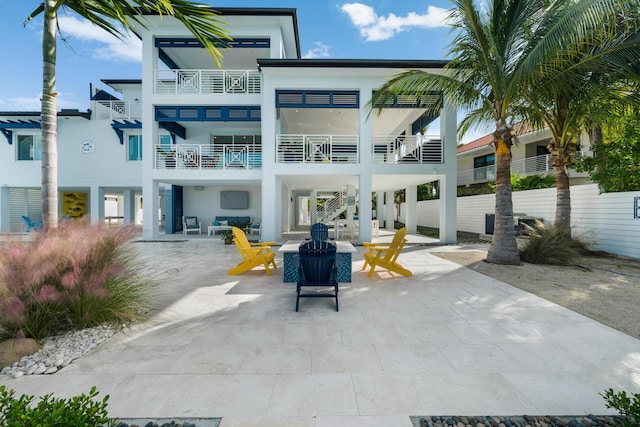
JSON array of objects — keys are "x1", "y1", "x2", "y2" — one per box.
[
  {"x1": 41, "y1": 0, "x2": 58, "y2": 230},
  {"x1": 551, "y1": 146, "x2": 573, "y2": 232},
  {"x1": 554, "y1": 166, "x2": 571, "y2": 231},
  {"x1": 486, "y1": 127, "x2": 520, "y2": 265}
]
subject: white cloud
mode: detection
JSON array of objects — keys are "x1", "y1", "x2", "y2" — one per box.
[
  {"x1": 58, "y1": 16, "x2": 142, "y2": 63},
  {"x1": 340, "y1": 3, "x2": 450, "y2": 42},
  {"x1": 1, "y1": 93, "x2": 84, "y2": 111},
  {"x1": 303, "y1": 42, "x2": 331, "y2": 59}
]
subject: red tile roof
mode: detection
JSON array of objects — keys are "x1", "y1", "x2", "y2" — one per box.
[{"x1": 457, "y1": 122, "x2": 534, "y2": 154}]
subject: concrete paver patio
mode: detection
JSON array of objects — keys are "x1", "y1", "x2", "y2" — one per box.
[{"x1": 1, "y1": 233, "x2": 639, "y2": 426}]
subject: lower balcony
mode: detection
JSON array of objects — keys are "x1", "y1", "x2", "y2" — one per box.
[
  {"x1": 154, "y1": 144, "x2": 261, "y2": 170},
  {"x1": 274, "y1": 134, "x2": 444, "y2": 165},
  {"x1": 457, "y1": 152, "x2": 589, "y2": 186}
]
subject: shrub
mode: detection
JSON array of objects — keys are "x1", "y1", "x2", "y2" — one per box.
[
  {"x1": 0, "y1": 385, "x2": 115, "y2": 426},
  {"x1": 487, "y1": 173, "x2": 556, "y2": 193},
  {"x1": 0, "y1": 222, "x2": 156, "y2": 340},
  {"x1": 519, "y1": 223, "x2": 591, "y2": 265},
  {"x1": 601, "y1": 388, "x2": 640, "y2": 426}
]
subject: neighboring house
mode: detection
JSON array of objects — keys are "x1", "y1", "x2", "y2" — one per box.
[
  {"x1": 456, "y1": 122, "x2": 591, "y2": 194},
  {"x1": 0, "y1": 7, "x2": 460, "y2": 242}
]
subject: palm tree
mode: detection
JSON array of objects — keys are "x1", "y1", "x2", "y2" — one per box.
[
  {"x1": 371, "y1": 0, "x2": 640, "y2": 264},
  {"x1": 521, "y1": 0, "x2": 640, "y2": 232},
  {"x1": 372, "y1": 0, "x2": 555, "y2": 265},
  {"x1": 25, "y1": 0, "x2": 230, "y2": 230}
]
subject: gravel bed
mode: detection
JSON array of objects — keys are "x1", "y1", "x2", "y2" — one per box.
[
  {"x1": 1, "y1": 324, "x2": 119, "y2": 378},
  {"x1": 411, "y1": 415, "x2": 624, "y2": 427},
  {"x1": 113, "y1": 419, "x2": 220, "y2": 427}
]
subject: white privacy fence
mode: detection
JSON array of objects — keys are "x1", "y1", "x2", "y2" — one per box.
[{"x1": 400, "y1": 184, "x2": 640, "y2": 259}]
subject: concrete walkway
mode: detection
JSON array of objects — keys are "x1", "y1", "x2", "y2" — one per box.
[{"x1": 1, "y1": 233, "x2": 639, "y2": 427}]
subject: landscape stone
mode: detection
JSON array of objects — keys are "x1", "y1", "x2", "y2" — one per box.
[{"x1": 0, "y1": 337, "x2": 41, "y2": 367}]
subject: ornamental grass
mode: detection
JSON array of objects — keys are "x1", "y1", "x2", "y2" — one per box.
[
  {"x1": 518, "y1": 223, "x2": 592, "y2": 265},
  {"x1": 0, "y1": 222, "x2": 156, "y2": 341}
]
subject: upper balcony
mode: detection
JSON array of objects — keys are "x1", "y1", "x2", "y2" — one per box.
[
  {"x1": 93, "y1": 100, "x2": 142, "y2": 120},
  {"x1": 154, "y1": 69, "x2": 261, "y2": 95}
]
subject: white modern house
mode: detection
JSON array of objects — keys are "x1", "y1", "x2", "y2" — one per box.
[{"x1": 0, "y1": 7, "x2": 459, "y2": 243}]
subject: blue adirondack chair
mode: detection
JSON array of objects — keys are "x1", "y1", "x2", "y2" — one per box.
[
  {"x1": 310, "y1": 222, "x2": 329, "y2": 241},
  {"x1": 22, "y1": 215, "x2": 43, "y2": 232},
  {"x1": 296, "y1": 240, "x2": 339, "y2": 312}
]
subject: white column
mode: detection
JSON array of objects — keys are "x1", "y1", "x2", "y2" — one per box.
[
  {"x1": 261, "y1": 174, "x2": 279, "y2": 242},
  {"x1": 405, "y1": 185, "x2": 417, "y2": 234},
  {"x1": 385, "y1": 191, "x2": 395, "y2": 229},
  {"x1": 261, "y1": 74, "x2": 278, "y2": 241},
  {"x1": 358, "y1": 86, "x2": 373, "y2": 242},
  {"x1": 375, "y1": 191, "x2": 384, "y2": 221},
  {"x1": 439, "y1": 102, "x2": 458, "y2": 243},
  {"x1": 358, "y1": 176, "x2": 372, "y2": 242},
  {"x1": 89, "y1": 186, "x2": 105, "y2": 225},
  {"x1": 123, "y1": 189, "x2": 135, "y2": 224},
  {"x1": 0, "y1": 187, "x2": 11, "y2": 231},
  {"x1": 310, "y1": 190, "x2": 317, "y2": 224},
  {"x1": 141, "y1": 181, "x2": 159, "y2": 239}
]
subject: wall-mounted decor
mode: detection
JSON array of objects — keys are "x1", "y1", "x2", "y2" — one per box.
[
  {"x1": 221, "y1": 191, "x2": 249, "y2": 209},
  {"x1": 62, "y1": 192, "x2": 87, "y2": 218}
]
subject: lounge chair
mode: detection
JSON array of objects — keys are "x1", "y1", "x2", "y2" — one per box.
[
  {"x1": 362, "y1": 227, "x2": 412, "y2": 277},
  {"x1": 182, "y1": 216, "x2": 201, "y2": 235},
  {"x1": 21, "y1": 215, "x2": 43, "y2": 232},
  {"x1": 296, "y1": 240, "x2": 339, "y2": 312},
  {"x1": 228, "y1": 226, "x2": 277, "y2": 276}
]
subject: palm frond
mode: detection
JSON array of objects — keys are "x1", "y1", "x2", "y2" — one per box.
[{"x1": 30, "y1": 0, "x2": 230, "y2": 67}]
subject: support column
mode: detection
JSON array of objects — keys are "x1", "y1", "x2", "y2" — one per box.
[
  {"x1": 385, "y1": 191, "x2": 395, "y2": 229},
  {"x1": 123, "y1": 190, "x2": 135, "y2": 225},
  {"x1": 89, "y1": 186, "x2": 105, "y2": 225},
  {"x1": 0, "y1": 187, "x2": 10, "y2": 231},
  {"x1": 439, "y1": 177, "x2": 456, "y2": 243},
  {"x1": 310, "y1": 190, "x2": 317, "y2": 224},
  {"x1": 142, "y1": 180, "x2": 159, "y2": 240},
  {"x1": 375, "y1": 191, "x2": 384, "y2": 221},
  {"x1": 440, "y1": 101, "x2": 458, "y2": 244},
  {"x1": 358, "y1": 177, "x2": 372, "y2": 242},
  {"x1": 405, "y1": 185, "x2": 417, "y2": 234},
  {"x1": 262, "y1": 175, "x2": 279, "y2": 242}
]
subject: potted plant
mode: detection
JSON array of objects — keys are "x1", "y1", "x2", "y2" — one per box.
[{"x1": 220, "y1": 229, "x2": 234, "y2": 244}]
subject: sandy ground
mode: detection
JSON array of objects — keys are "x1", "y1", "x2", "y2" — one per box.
[{"x1": 432, "y1": 249, "x2": 640, "y2": 340}]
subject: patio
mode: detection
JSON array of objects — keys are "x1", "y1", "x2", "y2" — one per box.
[{"x1": 0, "y1": 231, "x2": 638, "y2": 426}]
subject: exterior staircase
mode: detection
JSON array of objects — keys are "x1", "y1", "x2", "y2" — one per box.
[{"x1": 315, "y1": 188, "x2": 356, "y2": 223}]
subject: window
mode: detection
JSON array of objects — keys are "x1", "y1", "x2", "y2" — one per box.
[
  {"x1": 473, "y1": 153, "x2": 495, "y2": 181},
  {"x1": 17, "y1": 135, "x2": 42, "y2": 161},
  {"x1": 128, "y1": 134, "x2": 142, "y2": 161}
]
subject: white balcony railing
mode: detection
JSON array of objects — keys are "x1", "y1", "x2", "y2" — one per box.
[
  {"x1": 372, "y1": 135, "x2": 443, "y2": 164},
  {"x1": 276, "y1": 135, "x2": 359, "y2": 164},
  {"x1": 154, "y1": 144, "x2": 262, "y2": 170},
  {"x1": 154, "y1": 69, "x2": 261, "y2": 94},
  {"x1": 93, "y1": 100, "x2": 142, "y2": 120},
  {"x1": 457, "y1": 152, "x2": 590, "y2": 186}
]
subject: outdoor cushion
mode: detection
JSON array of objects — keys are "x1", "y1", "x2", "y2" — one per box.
[{"x1": 186, "y1": 217, "x2": 197, "y2": 226}]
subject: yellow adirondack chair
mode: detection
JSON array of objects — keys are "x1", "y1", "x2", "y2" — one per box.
[
  {"x1": 362, "y1": 227, "x2": 412, "y2": 278},
  {"x1": 228, "y1": 227, "x2": 278, "y2": 276}
]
